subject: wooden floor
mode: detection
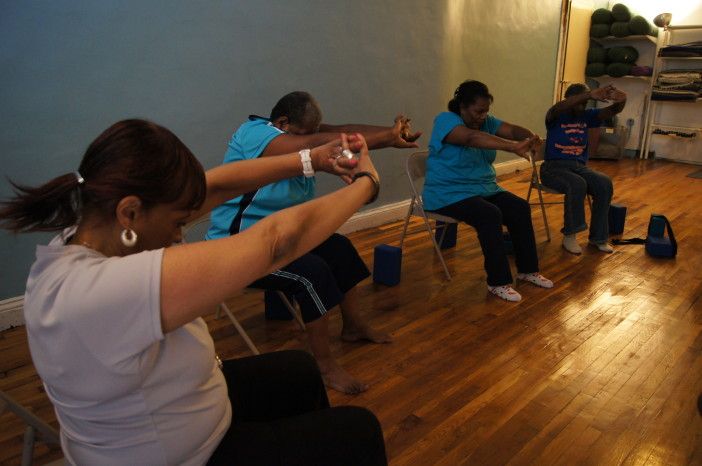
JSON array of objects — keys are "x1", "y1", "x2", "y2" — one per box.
[{"x1": 2, "y1": 159, "x2": 701, "y2": 465}]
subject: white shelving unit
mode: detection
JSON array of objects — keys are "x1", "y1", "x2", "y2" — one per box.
[{"x1": 641, "y1": 24, "x2": 702, "y2": 163}]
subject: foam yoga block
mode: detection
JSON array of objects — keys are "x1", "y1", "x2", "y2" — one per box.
[
  {"x1": 608, "y1": 46, "x2": 638, "y2": 63},
  {"x1": 608, "y1": 204, "x2": 627, "y2": 235},
  {"x1": 373, "y1": 244, "x2": 402, "y2": 286},
  {"x1": 435, "y1": 221, "x2": 457, "y2": 249}
]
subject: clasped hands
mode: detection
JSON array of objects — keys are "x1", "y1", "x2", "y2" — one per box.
[
  {"x1": 310, "y1": 134, "x2": 379, "y2": 185},
  {"x1": 591, "y1": 84, "x2": 627, "y2": 103}
]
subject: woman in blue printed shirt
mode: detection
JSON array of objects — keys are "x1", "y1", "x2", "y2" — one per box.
[
  {"x1": 541, "y1": 83, "x2": 626, "y2": 255},
  {"x1": 423, "y1": 80, "x2": 553, "y2": 302}
]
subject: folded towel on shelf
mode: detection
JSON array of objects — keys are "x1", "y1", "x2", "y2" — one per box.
[
  {"x1": 659, "y1": 41, "x2": 702, "y2": 57},
  {"x1": 651, "y1": 88, "x2": 700, "y2": 101}
]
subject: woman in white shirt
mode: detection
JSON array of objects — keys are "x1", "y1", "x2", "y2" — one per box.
[{"x1": 0, "y1": 119, "x2": 386, "y2": 466}]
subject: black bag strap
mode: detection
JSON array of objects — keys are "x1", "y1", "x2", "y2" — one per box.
[{"x1": 612, "y1": 237, "x2": 645, "y2": 245}]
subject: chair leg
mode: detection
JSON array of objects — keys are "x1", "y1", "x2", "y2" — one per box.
[
  {"x1": 218, "y1": 303, "x2": 260, "y2": 355},
  {"x1": 21, "y1": 426, "x2": 35, "y2": 466},
  {"x1": 399, "y1": 199, "x2": 414, "y2": 249},
  {"x1": 536, "y1": 186, "x2": 551, "y2": 242},
  {"x1": 277, "y1": 291, "x2": 305, "y2": 330},
  {"x1": 421, "y1": 215, "x2": 452, "y2": 280}
]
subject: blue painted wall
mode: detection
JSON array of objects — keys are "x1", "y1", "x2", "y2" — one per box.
[{"x1": 1, "y1": 0, "x2": 562, "y2": 299}]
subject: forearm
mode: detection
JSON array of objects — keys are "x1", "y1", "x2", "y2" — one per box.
[
  {"x1": 546, "y1": 93, "x2": 591, "y2": 122},
  {"x1": 191, "y1": 153, "x2": 305, "y2": 220},
  {"x1": 161, "y1": 177, "x2": 374, "y2": 332},
  {"x1": 320, "y1": 124, "x2": 393, "y2": 149},
  {"x1": 506, "y1": 125, "x2": 535, "y2": 141},
  {"x1": 599, "y1": 100, "x2": 626, "y2": 120}
]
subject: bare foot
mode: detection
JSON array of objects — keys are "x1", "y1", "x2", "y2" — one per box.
[
  {"x1": 318, "y1": 359, "x2": 369, "y2": 395},
  {"x1": 341, "y1": 325, "x2": 393, "y2": 344}
]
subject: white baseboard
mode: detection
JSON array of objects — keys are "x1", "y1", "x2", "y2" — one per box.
[
  {"x1": 0, "y1": 159, "x2": 529, "y2": 331},
  {"x1": 494, "y1": 158, "x2": 531, "y2": 176},
  {"x1": 337, "y1": 199, "x2": 411, "y2": 234},
  {"x1": 0, "y1": 296, "x2": 24, "y2": 331}
]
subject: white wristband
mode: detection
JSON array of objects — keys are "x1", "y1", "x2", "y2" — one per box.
[{"x1": 299, "y1": 149, "x2": 314, "y2": 178}]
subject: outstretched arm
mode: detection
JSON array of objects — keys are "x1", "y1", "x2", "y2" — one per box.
[
  {"x1": 264, "y1": 115, "x2": 421, "y2": 155},
  {"x1": 444, "y1": 125, "x2": 540, "y2": 159},
  {"x1": 161, "y1": 135, "x2": 379, "y2": 332},
  {"x1": 189, "y1": 138, "x2": 360, "y2": 221}
]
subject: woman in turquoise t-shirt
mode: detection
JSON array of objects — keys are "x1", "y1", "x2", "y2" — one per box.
[{"x1": 423, "y1": 80, "x2": 554, "y2": 302}]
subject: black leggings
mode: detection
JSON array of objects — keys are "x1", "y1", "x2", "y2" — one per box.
[
  {"x1": 207, "y1": 351, "x2": 387, "y2": 466},
  {"x1": 432, "y1": 191, "x2": 539, "y2": 286}
]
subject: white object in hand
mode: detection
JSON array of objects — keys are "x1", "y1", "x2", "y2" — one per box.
[{"x1": 341, "y1": 149, "x2": 355, "y2": 159}]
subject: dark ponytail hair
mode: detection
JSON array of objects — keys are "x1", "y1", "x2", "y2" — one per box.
[
  {"x1": 269, "y1": 91, "x2": 321, "y2": 127},
  {"x1": 447, "y1": 80, "x2": 493, "y2": 114},
  {"x1": 0, "y1": 119, "x2": 206, "y2": 233}
]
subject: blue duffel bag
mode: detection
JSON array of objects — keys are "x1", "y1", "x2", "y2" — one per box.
[{"x1": 612, "y1": 213, "x2": 677, "y2": 258}]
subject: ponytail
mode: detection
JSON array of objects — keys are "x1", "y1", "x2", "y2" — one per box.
[
  {"x1": 0, "y1": 173, "x2": 83, "y2": 233},
  {"x1": 1, "y1": 119, "x2": 206, "y2": 234}
]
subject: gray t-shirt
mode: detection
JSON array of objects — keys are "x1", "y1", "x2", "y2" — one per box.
[{"x1": 24, "y1": 230, "x2": 231, "y2": 465}]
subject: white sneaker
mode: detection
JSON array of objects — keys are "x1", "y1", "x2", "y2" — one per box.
[
  {"x1": 589, "y1": 241, "x2": 614, "y2": 253},
  {"x1": 517, "y1": 272, "x2": 554, "y2": 288},
  {"x1": 562, "y1": 234, "x2": 582, "y2": 255},
  {"x1": 487, "y1": 285, "x2": 522, "y2": 302}
]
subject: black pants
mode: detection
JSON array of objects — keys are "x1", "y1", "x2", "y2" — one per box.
[
  {"x1": 207, "y1": 351, "x2": 387, "y2": 466},
  {"x1": 433, "y1": 191, "x2": 539, "y2": 286},
  {"x1": 248, "y1": 234, "x2": 370, "y2": 323}
]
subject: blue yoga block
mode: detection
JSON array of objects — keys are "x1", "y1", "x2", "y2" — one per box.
[
  {"x1": 264, "y1": 290, "x2": 294, "y2": 320},
  {"x1": 646, "y1": 236, "x2": 675, "y2": 258},
  {"x1": 648, "y1": 215, "x2": 666, "y2": 238},
  {"x1": 608, "y1": 204, "x2": 627, "y2": 235},
  {"x1": 373, "y1": 244, "x2": 402, "y2": 286},
  {"x1": 435, "y1": 221, "x2": 457, "y2": 249}
]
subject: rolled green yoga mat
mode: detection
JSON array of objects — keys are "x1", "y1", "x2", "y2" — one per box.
[
  {"x1": 606, "y1": 62, "x2": 633, "y2": 77},
  {"x1": 607, "y1": 46, "x2": 638, "y2": 64},
  {"x1": 612, "y1": 3, "x2": 631, "y2": 22},
  {"x1": 610, "y1": 21, "x2": 631, "y2": 37},
  {"x1": 588, "y1": 46, "x2": 608, "y2": 63},
  {"x1": 586, "y1": 62, "x2": 607, "y2": 77},
  {"x1": 592, "y1": 8, "x2": 614, "y2": 24},
  {"x1": 591, "y1": 23, "x2": 610, "y2": 38}
]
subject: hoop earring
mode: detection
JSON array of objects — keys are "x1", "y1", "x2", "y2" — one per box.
[{"x1": 120, "y1": 228, "x2": 138, "y2": 247}]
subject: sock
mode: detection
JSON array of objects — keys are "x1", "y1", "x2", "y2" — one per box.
[
  {"x1": 589, "y1": 241, "x2": 614, "y2": 253},
  {"x1": 517, "y1": 272, "x2": 554, "y2": 288},
  {"x1": 562, "y1": 234, "x2": 582, "y2": 255}
]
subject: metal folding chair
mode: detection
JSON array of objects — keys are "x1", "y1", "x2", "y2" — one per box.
[
  {"x1": 398, "y1": 150, "x2": 459, "y2": 281},
  {"x1": 0, "y1": 389, "x2": 62, "y2": 466}
]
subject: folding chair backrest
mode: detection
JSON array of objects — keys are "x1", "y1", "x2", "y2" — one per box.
[
  {"x1": 182, "y1": 215, "x2": 211, "y2": 244},
  {"x1": 406, "y1": 150, "x2": 429, "y2": 198}
]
